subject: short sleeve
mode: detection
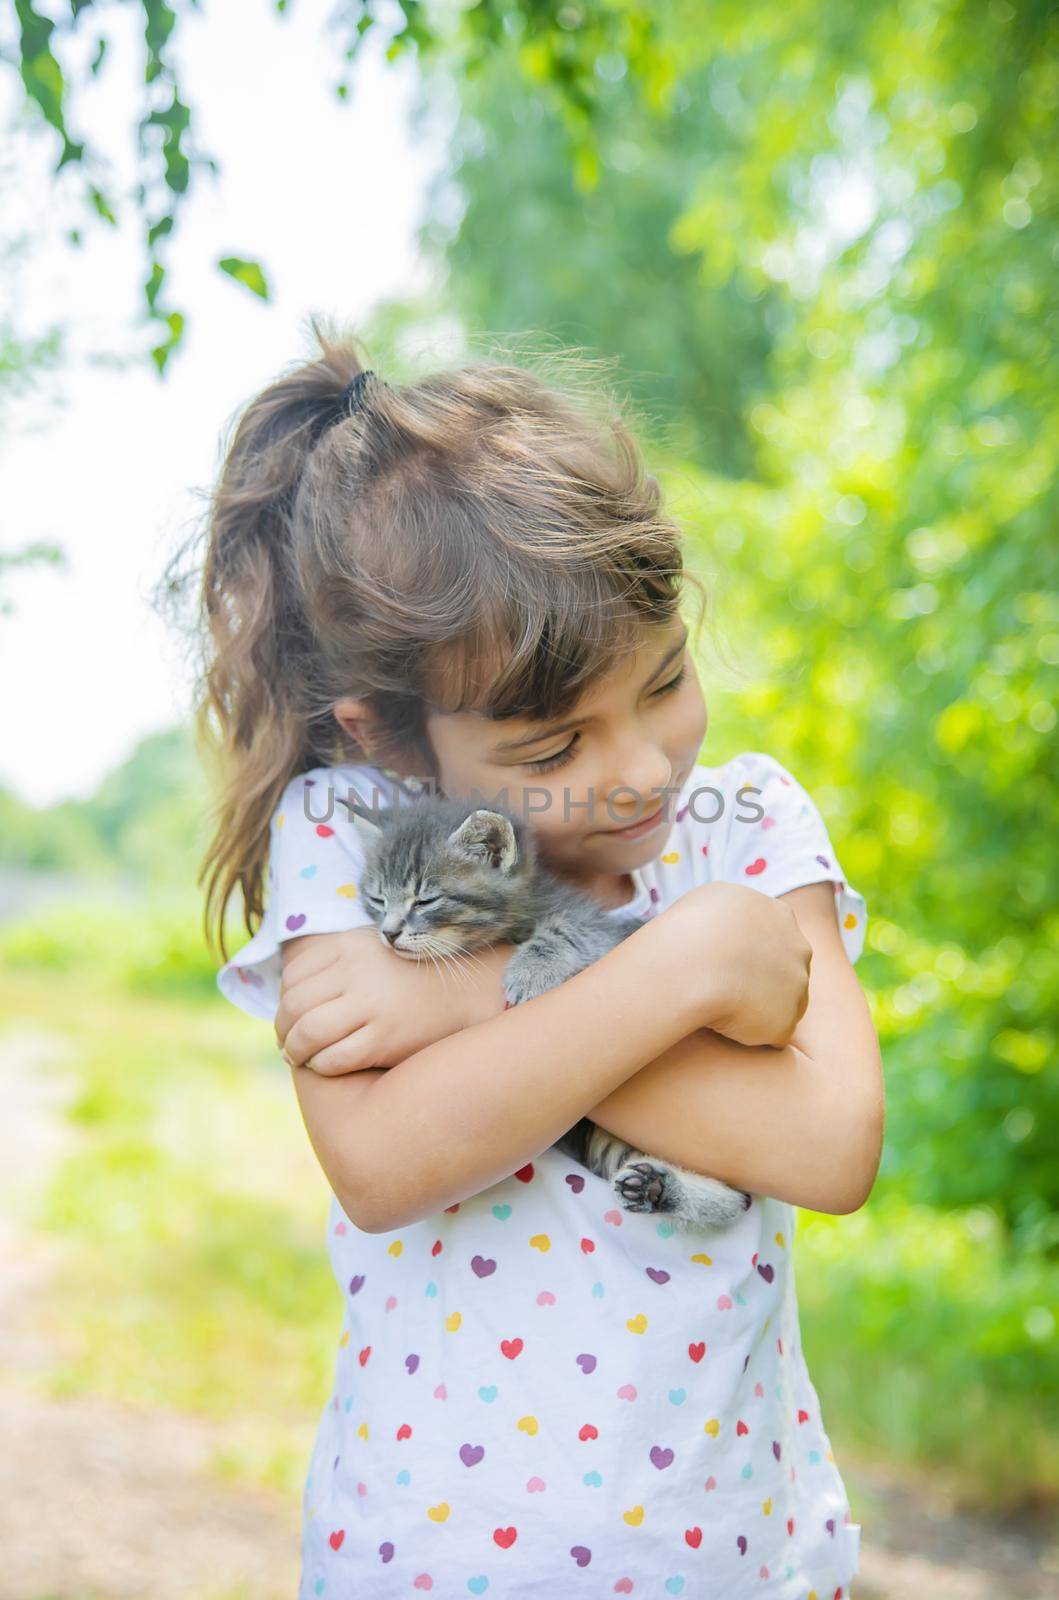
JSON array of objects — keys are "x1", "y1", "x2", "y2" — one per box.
[
  {"x1": 716, "y1": 751, "x2": 867, "y2": 964},
  {"x1": 216, "y1": 767, "x2": 378, "y2": 1022}
]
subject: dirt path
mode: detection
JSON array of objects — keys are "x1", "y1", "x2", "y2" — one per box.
[
  {"x1": 0, "y1": 1390, "x2": 301, "y2": 1600},
  {"x1": 1, "y1": 1022, "x2": 1056, "y2": 1599},
  {"x1": 849, "y1": 1456, "x2": 1059, "y2": 1600}
]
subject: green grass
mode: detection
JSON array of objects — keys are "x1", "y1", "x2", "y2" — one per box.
[
  {"x1": 3, "y1": 898, "x2": 1058, "y2": 1512},
  {"x1": 4, "y1": 964, "x2": 338, "y2": 1497}
]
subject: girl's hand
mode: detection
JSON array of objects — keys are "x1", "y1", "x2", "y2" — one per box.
[
  {"x1": 652, "y1": 882, "x2": 813, "y2": 1048},
  {"x1": 275, "y1": 928, "x2": 515, "y2": 1075}
]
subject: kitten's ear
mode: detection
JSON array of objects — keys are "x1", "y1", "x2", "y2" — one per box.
[{"x1": 448, "y1": 809, "x2": 519, "y2": 872}]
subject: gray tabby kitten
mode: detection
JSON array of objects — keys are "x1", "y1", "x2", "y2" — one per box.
[{"x1": 339, "y1": 787, "x2": 750, "y2": 1231}]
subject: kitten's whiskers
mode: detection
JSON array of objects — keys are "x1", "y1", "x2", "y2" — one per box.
[{"x1": 416, "y1": 933, "x2": 492, "y2": 994}]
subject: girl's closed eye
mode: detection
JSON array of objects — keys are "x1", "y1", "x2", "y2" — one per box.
[{"x1": 522, "y1": 663, "x2": 688, "y2": 775}]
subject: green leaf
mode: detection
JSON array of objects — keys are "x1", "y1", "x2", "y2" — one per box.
[
  {"x1": 89, "y1": 184, "x2": 117, "y2": 225},
  {"x1": 150, "y1": 310, "x2": 185, "y2": 374},
  {"x1": 144, "y1": 261, "x2": 165, "y2": 310},
  {"x1": 147, "y1": 214, "x2": 174, "y2": 248},
  {"x1": 216, "y1": 256, "x2": 271, "y2": 301},
  {"x1": 15, "y1": 1, "x2": 66, "y2": 134}
]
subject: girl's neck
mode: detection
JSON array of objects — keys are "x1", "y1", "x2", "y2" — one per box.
[
  {"x1": 596, "y1": 871, "x2": 639, "y2": 911},
  {"x1": 554, "y1": 866, "x2": 638, "y2": 912}
]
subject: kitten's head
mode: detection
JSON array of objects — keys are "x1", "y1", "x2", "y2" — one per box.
[{"x1": 348, "y1": 792, "x2": 537, "y2": 959}]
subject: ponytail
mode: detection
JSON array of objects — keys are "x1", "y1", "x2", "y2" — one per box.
[{"x1": 167, "y1": 330, "x2": 375, "y2": 960}]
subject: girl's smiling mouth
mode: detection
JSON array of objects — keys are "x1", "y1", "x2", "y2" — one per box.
[
  {"x1": 592, "y1": 761, "x2": 693, "y2": 842},
  {"x1": 598, "y1": 803, "x2": 667, "y2": 840}
]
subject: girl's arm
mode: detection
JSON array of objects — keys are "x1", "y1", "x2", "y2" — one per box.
[
  {"x1": 282, "y1": 884, "x2": 881, "y2": 1222},
  {"x1": 584, "y1": 882, "x2": 885, "y2": 1215},
  {"x1": 284, "y1": 883, "x2": 810, "y2": 1233},
  {"x1": 287, "y1": 917, "x2": 702, "y2": 1233}
]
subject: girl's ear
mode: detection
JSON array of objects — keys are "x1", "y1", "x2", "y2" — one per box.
[
  {"x1": 333, "y1": 696, "x2": 437, "y2": 791},
  {"x1": 448, "y1": 810, "x2": 519, "y2": 872},
  {"x1": 333, "y1": 696, "x2": 380, "y2": 758}
]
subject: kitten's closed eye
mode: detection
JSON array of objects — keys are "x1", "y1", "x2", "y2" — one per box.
[{"x1": 366, "y1": 892, "x2": 441, "y2": 908}]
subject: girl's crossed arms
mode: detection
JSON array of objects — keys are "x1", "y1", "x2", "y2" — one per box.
[{"x1": 276, "y1": 877, "x2": 883, "y2": 1234}]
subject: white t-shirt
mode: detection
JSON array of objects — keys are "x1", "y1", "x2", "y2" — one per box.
[{"x1": 218, "y1": 751, "x2": 866, "y2": 1599}]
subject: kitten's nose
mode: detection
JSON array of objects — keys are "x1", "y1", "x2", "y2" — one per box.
[{"x1": 383, "y1": 928, "x2": 402, "y2": 945}]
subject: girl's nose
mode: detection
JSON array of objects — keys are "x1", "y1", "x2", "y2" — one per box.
[{"x1": 604, "y1": 745, "x2": 674, "y2": 820}]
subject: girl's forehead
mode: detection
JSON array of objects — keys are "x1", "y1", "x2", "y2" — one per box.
[{"x1": 423, "y1": 615, "x2": 686, "y2": 740}]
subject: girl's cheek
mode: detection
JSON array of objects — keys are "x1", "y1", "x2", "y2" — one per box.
[
  {"x1": 530, "y1": 790, "x2": 584, "y2": 838},
  {"x1": 675, "y1": 677, "x2": 708, "y2": 749}
]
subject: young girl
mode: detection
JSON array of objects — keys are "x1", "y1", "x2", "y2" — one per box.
[{"x1": 197, "y1": 333, "x2": 882, "y2": 1598}]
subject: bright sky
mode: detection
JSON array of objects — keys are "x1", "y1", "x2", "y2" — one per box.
[{"x1": 0, "y1": 1, "x2": 446, "y2": 807}]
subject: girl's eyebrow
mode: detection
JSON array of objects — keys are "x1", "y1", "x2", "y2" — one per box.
[{"x1": 488, "y1": 628, "x2": 689, "y2": 754}]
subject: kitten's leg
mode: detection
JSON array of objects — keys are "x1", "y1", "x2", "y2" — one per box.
[
  {"x1": 584, "y1": 1126, "x2": 750, "y2": 1230},
  {"x1": 502, "y1": 913, "x2": 642, "y2": 1006},
  {"x1": 614, "y1": 1158, "x2": 752, "y2": 1230},
  {"x1": 502, "y1": 891, "x2": 649, "y2": 1006},
  {"x1": 502, "y1": 934, "x2": 579, "y2": 1005}
]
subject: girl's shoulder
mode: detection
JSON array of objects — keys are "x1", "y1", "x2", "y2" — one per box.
[
  {"x1": 649, "y1": 749, "x2": 867, "y2": 962},
  {"x1": 684, "y1": 746, "x2": 809, "y2": 795},
  {"x1": 275, "y1": 758, "x2": 417, "y2": 819},
  {"x1": 216, "y1": 759, "x2": 407, "y2": 1023}
]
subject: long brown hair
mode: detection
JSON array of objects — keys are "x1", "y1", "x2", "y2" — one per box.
[{"x1": 161, "y1": 325, "x2": 713, "y2": 962}]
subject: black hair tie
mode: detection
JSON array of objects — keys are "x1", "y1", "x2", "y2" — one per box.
[{"x1": 333, "y1": 369, "x2": 374, "y2": 424}]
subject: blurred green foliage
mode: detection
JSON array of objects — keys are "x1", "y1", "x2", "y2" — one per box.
[
  {"x1": 0, "y1": 725, "x2": 207, "y2": 881},
  {"x1": 797, "y1": 1203, "x2": 1059, "y2": 1510},
  {"x1": 0, "y1": 893, "x2": 218, "y2": 997}
]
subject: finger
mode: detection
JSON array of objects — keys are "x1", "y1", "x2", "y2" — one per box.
[
  {"x1": 284, "y1": 996, "x2": 368, "y2": 1069},
  {"x1": 305, "y1": 1029, "x2": 383, "y2": 1077},
  {"x1": 275, "y1": 966, "x2": 348, "y2": 1047},
  {"x1": 280, "y1": 935, "x2": 345, "y2": 989}
]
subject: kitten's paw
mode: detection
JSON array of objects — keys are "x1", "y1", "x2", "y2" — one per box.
[
  {"x1": 502, "y1": 971, "x2": 547, "y2": 1007},
  {"x1": 614, "y1": 1160, "x2": 677, "y2": 1214},
  {"x1": 503, "y1": 945, "x2": 580, "y2": 1007},
  {"x1": 615, "y1": 1161, "x2": 752, "y2": 1230}
]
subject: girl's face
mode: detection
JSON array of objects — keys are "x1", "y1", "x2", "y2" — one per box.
[{"x1": 421, "y1": 616, "x2": 708, "y2": 890}]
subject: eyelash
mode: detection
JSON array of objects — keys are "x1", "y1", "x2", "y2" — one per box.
[{"x1": 522, "y1": 664, "x2": 688, "y2": 774}]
